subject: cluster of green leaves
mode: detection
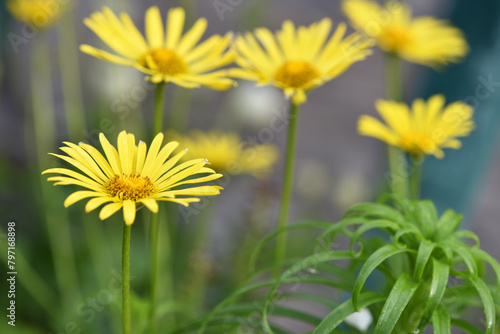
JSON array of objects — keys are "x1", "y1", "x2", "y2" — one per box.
[{"x1": 173, "y1": 196, "x2": 500, "y2": 334}]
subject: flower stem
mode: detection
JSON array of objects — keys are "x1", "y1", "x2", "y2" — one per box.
[
  {"x1": 149, "y1": 212, "x2": 160, "y2": 334},
  {"x1": 385, "y1": 53, "x2": 409, "y2": 197},
  {"x1": 122, "y1": 224, "x2": 132, "y2": 334},
  {"x1": 153, "y1": 83, "x2": 166, "y2": 135},
  {"x1": 274, "y1": 102, "x2": 300, "y2": 275},
  {"x1": 150, "y1": 83, "x2": 170, "y2": 334},
  {"x1": 409, "y1": 155, "x2": 424, "y2": 200}
]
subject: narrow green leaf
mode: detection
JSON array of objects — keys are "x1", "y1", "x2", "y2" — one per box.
[
  {"x1": 414, "y1": 239, "x2": 435, "y2": 279},
  {"x1": 393, "y1": 225, "x2": 422, "y2": 245},
  {"x1": 417, "y1": 258, "x2": 450, "y2": 330},
  {"x1": 436, "y1": 209, "x2": 462, "y2": 237},
  {"x1": 249, "y1": 221, "x2": 333, "y2": 272},
  {"x1": 262, "y1": 251, "x2": 353, "y2": 333},
  {"x1": 312, "y1": 292, "x2": 385, "y2": 334},
  {"x1": 350, "y1": 220, "x2": 401, "y2": 255},
  {"x1": 470, "y1": 247, "x2": 500, "y2": 289},
  {"x1": 431, "y1": 304, "x2": 451, "y2": 334},
  {"x1": 344, "y1": 202, "x2": 404, "y2": 222},
  {"x1": 374, "y1": 273, "x2": 420, "y2": 334},
  {"x1": 353, "y1": 244, "x2": 413, "y2": 311},
  {"x1": 450, "y1": 318, "x2": 484, "y2": 334},
  {"x1": 453, "y1": 230, "x2": 480, "y2": 247},
  {"x1": 314, "y1": 217, "x2": 367, "y2": 253},
  {"x1": 452, "y1": 242, "x2": 478, "y2": 275},
  {"x1": 467, "y1": 275, "x2": 496, "y2": 334},
  {"x1": 412, "y1": 200, "x2": 438, "y2": 238}
]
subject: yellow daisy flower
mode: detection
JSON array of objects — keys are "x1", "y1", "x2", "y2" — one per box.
[
  {"x1": 7, "y1": 0, "x2": 68, "y2": 29},
  {"x1": 80, "y1": 6, "x2": 236, "y2": 89},
  {"x1": 230, "y1": 19, "x2": 373, "y2": 105},
  {"x1": 342, "y1": 0, "x2": 469, "y2": 67},
  {"x1": 167, "y1": 130, "x2": 279, "y2": 178},
  {"x1": 42, "y1": 131, "x2": 223, "y2": 225},
  {"x1": 358, "y1": 95, "x2": 474, "y2": 158}
]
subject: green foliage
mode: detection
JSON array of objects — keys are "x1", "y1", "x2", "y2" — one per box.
[{"x1": 181, "y1": 196, "x2": 500, "y2": 333}]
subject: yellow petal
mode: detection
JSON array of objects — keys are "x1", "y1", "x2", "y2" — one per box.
[
  {"x1": 146, "y1": 6, "x2": 164, "y2": 48},
  {"x1": 99, "y1": 202, "x2": 123, "y2": 221},
  {"x1": 86, "y1": 197, "x2": 114, "y2": 212},
  {"x1": 64, "y1": 191, "x2": 100, "y2": 207},
  {"x1": 177, "y1": 18, "x2": 207, "y2": 55},
  {"x1": 140, "y1": 198, "x2": 159, "y2": 213},
  {"x1": 123, "y1": 200, "x2": 136, "y2": 225},
  {"x1": 165, "y1": 7, "x2": 185, "y2": 49}
]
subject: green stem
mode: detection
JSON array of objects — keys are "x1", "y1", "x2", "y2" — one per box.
[
  {"x1": 274, "y1": 103, "x2": 300, "y2": 274},
  {"x1": 385, "y1": 53, "x2": 409, "y2": 197},
  {"x1": 169, "y1": 88, "x2": 191, "y2": 132},
  {"x1": 122, "y1": 224, "x2": 132, "y2": 334},
  {"x1": 58, "y1": 9, "x2": 86, "y2": 140},
  {"x1": 149, "y1": 211, "x2": 160, "y2": 334},
  {"x1": 409, "y1": 155, "x2": 424, "y2": 200},
  {"x1": 153, "y1": 83, "x2": 166, "y2": 135},
  {"x1": 31, "y1": 34, "x2": 80, "y2": 310}
]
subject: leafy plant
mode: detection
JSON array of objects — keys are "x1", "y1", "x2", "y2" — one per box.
[{"x1": 180, "y1": 196, "x2": 500, "y2": 333}]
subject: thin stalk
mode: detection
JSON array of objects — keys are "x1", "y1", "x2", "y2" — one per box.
[
  {"x1": 409, "y1": 155, "x2": 424, "y2": 201},
  {"x1": 385, "y1": 53, "x2": 409, "y2": 197},
  {"x1": 274, "y1": 103, "x2": 300, "y2": 275},
  {"x1": 149, "y1": 211, "x2": 160, "y2": 334},
  {"x1": 30, "y1": 35, "x2": 80, "y2": 310},
  {"x1": 58, "y1": 9, "x2": 86, "y2": 140},
  {"x1": 122, "y1": 224, "x2": 132, "y2": 334},
  {"x1": 153, "y1": 83, "x2": 166, "y2": 135}
]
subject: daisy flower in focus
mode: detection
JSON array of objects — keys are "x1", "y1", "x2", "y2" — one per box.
[
  {"x1": 7, "y1": 0, "x2": 68, "y2": 29},
  {"x1": 80, "y1": 6, "x2": 236, "y2": 89},
  {"x1": 167, "y1": 130, "x2": 279, "y2": 178},
  {"x1": 230, "y1": 19, "x2": 373, "y2": 105},
  {"x1": 358, "y1": 95, "x2": 474, "y2": 158},
  {"x1": 43, "y1": 131, "x2": 223, "y2": 225},
  {"x1": 342, "y1": 0, "x2": 469, "y2": 67}
]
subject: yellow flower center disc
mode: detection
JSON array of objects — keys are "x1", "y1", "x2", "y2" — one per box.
[
  {"x1": 273, "y1": 61, "x2": 320, "y2": 88},
  {"x1": 147, "y1": 49, "x2": 187, "y2": 76},
  {"x1": 107, "y1": 174, "x2": 157, "y2": 201},
  {"x1": 400, "y1": 133, "x2": 436, "y2": 156},
  {"x1": 382, "y1": 26, "x2": 412, "y2": 53}
]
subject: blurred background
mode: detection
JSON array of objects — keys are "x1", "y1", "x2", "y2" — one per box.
[{"x1": 1, "y1": 0, "x2": 499, "y2": 332}]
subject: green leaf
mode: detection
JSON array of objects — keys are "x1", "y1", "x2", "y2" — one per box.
[
  {"x1": 453, "y1": 230, "x2": 480, "y2": 247},
  {"x1": 353, "y1": 244, "x2": 413, "y2": 311},
  {"x1": 350, "y1": 219, "x2": 401, "y2": 255},
  {"x1": 262, "y1": 251, "x2": 353, "y2": 333},
  {"x1": 414, "y1": 239, "x2": 435, "y2": 280},
  {"x1": 249, "y1": 220, "x2": 333, "y2": 272},
  {"x1": 344, "y1": 202, "x2": 404, "y2": 222},
  {"x1": 412, "y1": 200, "x2": 438, "y2": 238},
  {"x1": 374, "y1": 273, "x2": 420, "y2": 334},
  {"x1": 431, "y1": 304, "x2": 451, "y2": 334},
  {"x1": 450, "y1": 319, "x2": 484, "y2": 334},
  {"x1": 393, "y1": 225, "x2": 422, "y2": 245},
  {"x1": 314, "y1": 217, "x2": 367, "y2": 253},
  {"x1": 467, "y1": 275, "x2": 496, "y2": 334},
  {"x1": 451, "y1": 242, "x2": 478, "y2": 275},
  {"x1": 436, "y1": 209, "x2": 462, "y2": 238},
  {"x1": 470, "y1": 247, "x2": 500, "y2": 289},
  {"x1": 417, "y1": 258, "x2": 450, "y2": 331},
  {"x1": 312, "y1": 292, "x2": 385, "y2": 334}
]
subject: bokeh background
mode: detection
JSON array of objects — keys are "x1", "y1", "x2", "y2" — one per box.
[{"x1": 1, "y1": 0, "x2": 499, "y2": 332}]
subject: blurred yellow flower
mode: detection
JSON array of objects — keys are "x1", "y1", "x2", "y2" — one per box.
[
  {"x1": 342, "y1": 0, "x2": 469, "y2": 67},
  {"x1": 80, "y1": 6, "x2": 236, "y2": 89},
  {"x1": 7, "y1": 0, "x2": 67, "y2": 29},
  {"x1": 167, "y1": 130, "x2": 279, "y2": 178},
  {"x1": 358, "y1": 95, "x2": 474, "y2": 158},
  {"x1": 230, "y1": 19, "x2": 373, "y2": 105},
  {"x1": 43, "y1": 131, "x2": 223, "y2": 225}
]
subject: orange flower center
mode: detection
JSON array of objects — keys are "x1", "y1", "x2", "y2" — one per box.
[
  {"x1": 144, "y1": 49, "x2": 187, "y2": 76},
  {"x1": 273, "y1": 61, "x2": 320, "y2": 88},
  {"x1": 382, "y1": 25, "x2": 412, "y2": 53},
  {"x1": 399, "y1": 133, "x2": 436, "y2": 156},
  {"x1": 107, "y1": 174, "x2": 157, "y2": 201}
]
